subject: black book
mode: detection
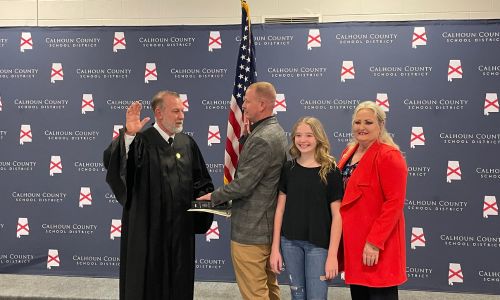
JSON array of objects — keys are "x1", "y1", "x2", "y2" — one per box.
[{"x1": 189, "y1": 201, "x2": 231, "y2": 217}]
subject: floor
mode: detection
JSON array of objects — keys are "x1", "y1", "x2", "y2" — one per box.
[{"x1": 0, "y1": 274, "x2": 497, "y2": 300}]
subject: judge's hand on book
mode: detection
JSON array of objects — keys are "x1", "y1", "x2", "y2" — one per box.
[
  {"x1": 196, "y1": 193, "x2": 212, "y2": 201},
  {"x1": 126, "y1": 101, "x2": 150, "y2": 136}
]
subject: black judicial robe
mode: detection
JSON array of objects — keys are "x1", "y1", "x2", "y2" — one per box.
[{"x1": 103, "y1": 127, "x2": 214, "y2": 300}]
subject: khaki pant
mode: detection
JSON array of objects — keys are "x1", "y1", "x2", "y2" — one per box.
[{"x1": 230, "y1": 241, "x2": 281, "y2": 300}]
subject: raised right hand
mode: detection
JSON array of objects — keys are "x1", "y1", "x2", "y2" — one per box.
[
  {"x1": 241, "y1": 115, "x2": 251, "y2": 136},
  {"x1": 126, "y1": 101, "x2": 150, "y2": 135}
]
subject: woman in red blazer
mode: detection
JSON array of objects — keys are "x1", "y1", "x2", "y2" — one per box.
[{"x1": 337, "y1": 101, "x2": 407, "y2": 300}]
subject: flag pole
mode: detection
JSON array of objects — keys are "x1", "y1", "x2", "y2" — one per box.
[{"x1": 223, "y1": 0, "x2": 257, "y2": 185}]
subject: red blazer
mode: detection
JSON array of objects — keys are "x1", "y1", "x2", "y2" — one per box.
[{"x1": 338, "y1": 141, "x2": 407, "y2": 287}]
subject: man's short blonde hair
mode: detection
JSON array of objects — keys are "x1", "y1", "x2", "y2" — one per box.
[{"x1": 249, "y1": 82, "x2": 276, "y2": 106}]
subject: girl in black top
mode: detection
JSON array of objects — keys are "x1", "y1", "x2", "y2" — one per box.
[{"x1": 270, "y1": 116, "x2": 343, "y2": 299}]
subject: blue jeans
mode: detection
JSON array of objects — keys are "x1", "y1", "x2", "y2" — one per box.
[{"x1": 281, "y1": 236, "x2": 328, "y2": 300}]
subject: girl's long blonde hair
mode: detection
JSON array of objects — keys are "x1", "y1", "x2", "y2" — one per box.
[{"x1": 290, "y1": 116, "x2": 336, "y2": 184}]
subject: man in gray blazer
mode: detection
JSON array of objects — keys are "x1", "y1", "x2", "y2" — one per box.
[{"x1": 198, "y1": 82, "x2": 287, "y2": 300}]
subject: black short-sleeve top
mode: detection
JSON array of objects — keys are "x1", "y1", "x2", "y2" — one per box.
[{"x1": 279, "y1": 160, "x2": 344, "y2": 249}]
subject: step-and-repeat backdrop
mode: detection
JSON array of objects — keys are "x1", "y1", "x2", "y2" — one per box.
[{"x1": 0, "y1": 21, "x2": 499, "y2": 294}]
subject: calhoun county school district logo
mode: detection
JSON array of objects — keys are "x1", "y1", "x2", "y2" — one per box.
[
  {"x1": 179, "y1": 94, "x2": 189, "y2": 112},
  {"x1": 483, "y1": 196, "x2": 498, "y2": 218},
  {"x1": 82, "y1": 94, "x2": 94, "y2": 114},
  {"x1": 16, "y1": 217, "x2": 30, "y2": 238},
  {"x1": 375, "y1": 93, "x2": 389, "y2": 112},
  {"x1": 19, "y1": 124, "x2": 32, "y2": 145},
  {"x1": 446, "y1": 160, "x2": 461, "y2": 183},
  {"x1": 410, "y1": 227, "x2": 426, "y2": 249},
  {"x1": 412, "y1": 27, "x2": 427, "y2": 48},
  {"x1": 20, "y1": 32, "x2": 33, "y2": 52},
  {"x1": 110, "y1": 219, "x2": 121, "y2": 240},
  {"x1": 49, "y1": 155, "x2": 62, "y2": 176},
  {"x1": 307, "y1": 29, "x2": 321, "y2": 50},
  {"x1": 208, "y1": 125, "x2": 221, "y2": 146},
  {"x1": 410, "y1": 127, "x2": 425, "y2": 148},
  {"x1": 50, "y1": 63, "x2": 63, "y2": 83},
  {"x1": 448, "y1": 263, "x2": 464, "y2": 286},
  {"x1": 447, "y1": 59, "x2": 463, "y2": 82},
  {"x1": 208, "y1": 31, "x2": 222, "y2": 52},
  {"x1": 273, "y1": 93, "x2": 286, "y2": 114},
  {"x1": 205, "y1": 221, "x2": 220, "y2": 242},
  {"x1": 79, "y1": 187, "x2": 92, "y2": 207},
  {"x1": 484, "y1": 93, "x2": 499, "y2": 116},
  {"x1": 341, "y1": 61, "x2": 355, "y2": 82},
  {"x1": 47, "y1": 249, "x2": 60, "y2": 269},
  {"x1": 145, "y1": 63, "x2": 157, "y2": 83},
  {"x1": 113, "y1": 32, "x2": 126, "y2": 52}
]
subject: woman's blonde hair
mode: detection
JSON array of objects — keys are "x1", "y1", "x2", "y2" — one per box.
[
  {"x1": 347, "y1": 101, "x2": 399, "y2": 149},
  {"x1": 290, "y1": 116, "x2": 336, "y2": 184}
]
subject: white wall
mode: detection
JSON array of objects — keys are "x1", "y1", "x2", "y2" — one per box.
[{"x1": 0, "y1": 0, "x2": 499, "y2": 26}]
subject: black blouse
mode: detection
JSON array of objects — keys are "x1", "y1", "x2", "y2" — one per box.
[{"x1": 279, "y1": 160, "x2": 344, "y2": 249}]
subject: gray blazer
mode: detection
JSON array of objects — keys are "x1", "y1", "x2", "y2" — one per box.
[{"x1": 212, "y1": 116, "x2": 287, "y2": 245}]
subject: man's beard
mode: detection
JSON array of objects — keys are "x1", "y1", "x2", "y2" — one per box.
[{"x1": 170, "y1": 124, "x2": 183, "y2": 134}]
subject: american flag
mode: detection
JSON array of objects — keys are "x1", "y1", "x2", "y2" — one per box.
[{"x1": 223, "y1": 0, "x2": 257, "y2": 184}]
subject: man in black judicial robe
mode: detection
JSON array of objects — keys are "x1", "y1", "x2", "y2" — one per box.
[{"x1": 103, "y1": 91, "x2": 214, "y2": 300}]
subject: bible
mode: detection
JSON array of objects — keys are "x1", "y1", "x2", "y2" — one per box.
[{"x1": 188, "y1": 201, "x2": 231, "y2": 217}]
